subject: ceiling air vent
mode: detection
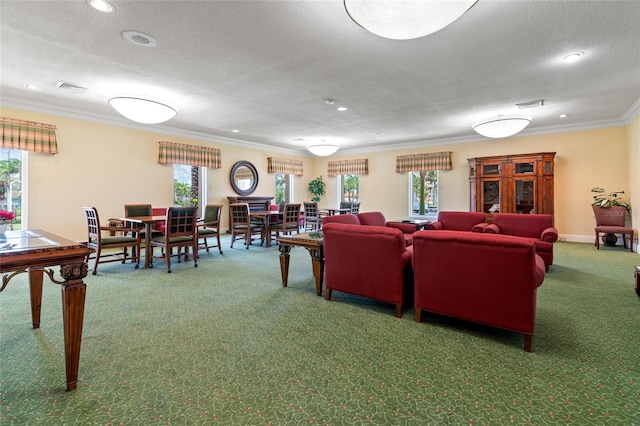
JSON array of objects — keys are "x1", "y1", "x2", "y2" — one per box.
[
  {"x1": 516, "y1": 99, "x2": 544, "y2": 109},
  {"x1": 56, "y1": 81, "x2": 89, "y2": 93}
]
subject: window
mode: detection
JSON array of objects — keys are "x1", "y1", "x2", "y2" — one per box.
[
  {"x1": 275, "y1": 173, "x2": 295, "y2": 204},
  {"x1": 341, "y1": 174, "x2": 359, "y2": 202},
  {"x1": 0, "y1": 149, "x2": 24, "y2": 230},
  {"x1": 173, "y1": 165, "x2": 207, "y2": 213},
  {"x1": 410, "y1": 170, "x2": 438, "y2": 218}
]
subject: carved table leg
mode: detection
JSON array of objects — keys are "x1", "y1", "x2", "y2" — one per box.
[
  {"x1": 59, "y1": 262, "x2": 89, "y2": 391},
  {"x1": 29, "y1": 268, "x2": 44, "y2": 328},
  {"x1": 307, "y1": 247, "x2": 324, "y2": 297},
  {"x1": 278, "y1": 245, "x2": 292, "y2": 287}
]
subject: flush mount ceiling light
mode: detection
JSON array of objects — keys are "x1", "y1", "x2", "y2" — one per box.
[
  {"x1": 306, "y1": 141, "x2": 341, "y2": 157},
  {"x1": 344, "y1": 0, "x2": 477, "y2": 40},
  {"x1": 562, "y1": 51, "x2": 584, "y2": 63},
  {"x1": 108, "y1": 97, "x2": 177, "y2": 124},
  {"x1": 86, "y1": 0, "x2": 115, "y2": 13},
  {"x1": 122, "y1": 31, "x2": 158, "y2": 48},
  {"x1": 472, "y1": 115, "x2": 532, "y2": 139}
]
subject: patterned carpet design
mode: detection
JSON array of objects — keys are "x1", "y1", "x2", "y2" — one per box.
[{"x1": 1, "y1": 237, "x2": 639, "y2": 425}]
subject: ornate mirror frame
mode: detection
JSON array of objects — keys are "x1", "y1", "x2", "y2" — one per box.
[{"x1": 230, "y1": 161, "x2": 259, "y2": 196}]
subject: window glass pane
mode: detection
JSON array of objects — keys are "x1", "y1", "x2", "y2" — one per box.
[
  {"x1": 411, "y1": 171, "x2": 438, "y2": 217},
  {"x1": 174, "y1": 164, "x2": 202, "y2": 207},
  {"x1": 341, "y1": 174, "x2": 359, "y2": 202},
  {"x1": 275, "y1": 173, "x2": 286, "y2": 204},
  {"x1": 0, "y1": 149, "x2": 23, "y2": 230}
]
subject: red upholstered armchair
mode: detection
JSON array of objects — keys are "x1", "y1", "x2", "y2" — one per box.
[
  {"x1": 413, "y1": 230, "x2": 545, "y2": 352},
  {"x1": 357, "y1": 211, "x2": 416, "y2": 245},
  {"x1": 426, "y1": 211, "x2": 488, "y2": 232},
  {"x1": 484, "y1": 213, "x2": 558, "y2": 270},
  {"x1": 323, "y1": 223, "x2": 413, "y2": 318},
  {"x1": 322, "y1": 214, "x2": 361, "y2": 226}
]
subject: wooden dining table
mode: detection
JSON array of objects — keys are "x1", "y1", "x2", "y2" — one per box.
[
  {"x1": 250, "y1": 210, "x2": 281, "y2": 248},
  {"x1": 319, "y1": 207, "x2": 351, "y2": 216},
  {"x1": 0, "y1": 229, "x2": 94, "y2": 391},
  {"x1": 119, "y1": 215, "x2": 166, "y2": 268}
]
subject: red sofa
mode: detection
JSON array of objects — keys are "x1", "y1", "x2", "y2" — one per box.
[
  {"x1": 322, "y1": 222, "x2": 413, "y2": 318},
  {"x1": 412, "y1": 230, "x2": 546, "y2": 352},
  {"x1": 426, "y1": 211, "x2": 488, "y2": 232},
  {"x1": 322, "y1": 214, "x2": 361, "y2": 226},
  {"x1": 484, "y1": 213, "x2": 558, "y2": 270},
  {"x1": 356, "y1": 211, "x2": 417, "y2": 245}
]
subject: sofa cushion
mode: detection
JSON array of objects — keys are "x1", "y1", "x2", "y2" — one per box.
[
  {"x1": 427, "y1": 211, "x2": 488, "y2": 232},
  {"x1": 323, "y1": 214, "x2": 361, "y2": 226},
  {"x1": 356, "y1": 211, "x2": 387, "y2": 227}
]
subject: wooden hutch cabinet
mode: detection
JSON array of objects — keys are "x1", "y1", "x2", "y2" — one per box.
[{"x1": 468, "y1": 152, "x2": 555, "y2": 220}]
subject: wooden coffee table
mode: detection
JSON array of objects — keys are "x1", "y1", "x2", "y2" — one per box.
[
  {"x1": 387, "y1": 219, "x2": 431, "y2": 231},
  {"x1": 276, "y1": 232, "x2": 324, "y2": 296}
]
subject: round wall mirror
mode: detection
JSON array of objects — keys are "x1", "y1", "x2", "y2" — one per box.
[{"x1": 230, "y1": 161, "x2": 258, "y2": 196}]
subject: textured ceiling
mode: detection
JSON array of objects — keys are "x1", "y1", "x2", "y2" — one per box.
[{"x1": 1, "y1": 0, "x2": 639, "y2": 156}]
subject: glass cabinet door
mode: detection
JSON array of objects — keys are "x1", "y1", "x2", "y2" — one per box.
[
  {"x1": 515, "y1": 179, "x2": 535, "y2": 214},
  {"x1": 482, "y1": 180, "x2": 500, "y2": 213}
]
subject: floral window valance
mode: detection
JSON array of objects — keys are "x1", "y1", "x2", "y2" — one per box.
[
  {"x1": 158, "y1": 141, "x2": 221, "y2": 168},
  {"x1": 327, "y1": 158, "x2": 369, "y2": 176},
  {"x1": 0, "y1": 117, "x2": 59, "y2": 154},
  {"x1": 267, "y1": 157, "x2": 304, "y2": 176},
  {"x1": 395, "y1": 151, "x2": 452, "y2": 172}
]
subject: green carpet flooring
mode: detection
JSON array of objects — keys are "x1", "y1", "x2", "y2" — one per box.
[{"x1": 1, "y1": 237, "x2": 639, "y2": 425}]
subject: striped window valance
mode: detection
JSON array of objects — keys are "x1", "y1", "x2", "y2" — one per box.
[
  {"x1": 267, "y1": 157, "x2": 304, "y2": 176},
  {"x1": 0, "y1": 117, "x2": 59, "y2": 154},
  {"x1": 327, "y1": 158, "x2": 369, "y2": 176},
  {"x1": 395, "y1": 151, "x2": 452, "y2": 173},
  {"x1": 158, "y1": 141, "x2": 221, "y2": 168}
]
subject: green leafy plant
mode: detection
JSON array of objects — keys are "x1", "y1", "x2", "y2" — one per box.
[
  {"x1": 591, "y1": 187, "x2": 629, "y2": 211},
  {"x1": 308, "y1": 176, "x2": 326, "y2": 202}
]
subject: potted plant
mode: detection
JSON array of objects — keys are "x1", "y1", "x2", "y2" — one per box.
[
  {"x1": 591, "y1": 187, "x2": 630, "y2": 210},
  {"x1": 308, "y1": 176, "x2": 326, "y2": 202},
  {"x1": 591, "y1": 187, "x2": 630, "y2": 246}
]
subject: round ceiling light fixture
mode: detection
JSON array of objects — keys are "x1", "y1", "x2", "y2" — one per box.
[
  {"x1": 122, "y1": 31, "x2": 158, "y2": 48},
  {"x1": 344, "y1": 0, "x2": 477, "y2": 40},
  {"x1": 472, "y1": 115, "x2": 532, "y2": 139},
  {"x1": 306, "y1": 141, "x2": 341, "y2": 157},
  {"x1": 562, "y1": 51, "x2": 584, "y2": 63},
  {"x1": 108, "y1": 97, "x2": 177, "y2": 124},
  {"x1": 87, "y1": 0, "x2": 116, "y2": 13}
]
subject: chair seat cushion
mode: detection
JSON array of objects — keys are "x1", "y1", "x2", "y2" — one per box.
[
  {"x1": 96, "y1": 236, "x2": 138, "y2": 245},
  {"x1": 233, "y1": 224, "x2": 261, "y2": 230},
  {"x1": 198, "y1": 228, "x2": 218, "y2": 236},
  {"x1": 595, "y1": 225, "x2": 633, "y2": 234},
  {"x1": 151, "y1": 236, "x2": 193, "y2": 244}
]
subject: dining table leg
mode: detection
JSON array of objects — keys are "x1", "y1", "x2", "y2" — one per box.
[{"x1": 144, "y1": 222, "x2": 154, "y2": 268}]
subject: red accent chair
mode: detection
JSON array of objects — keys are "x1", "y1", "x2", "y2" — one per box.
[
  {"x1": 323, "y1": 223, "x2": 413, "y2": 318},
  {"x1": 484, "y1": 213, "x2": 558, "y2": 270},
  {"x1": 413, "y1": 230, "x2": 545, "y2": 352},
  {"x1": 426, "y1": 211, "x2": 488, "y2": 232},
  {"x1": 592, "y1": 205, "x2": 634, "y2": 252},
  {"x1": 322, "y1": 214, "x2": 361, "y2": 226},
  {"x1": 357, "y1": 211, "x2": 417, "y2": 246},
  {"x1": 152, "y1": 207, "x2": 167, "y2": 234}
]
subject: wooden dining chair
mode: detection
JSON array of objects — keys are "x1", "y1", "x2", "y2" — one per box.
[
  {"x1": 197, "y1": 204, "x2": 223, "y2": 254},
  {"x1": 229, "y1": 203, "x2": 263, "y2": 249},
  {"x1": 303, "y1": 201, "x2": 321, "y2": 231},
  {"x1": 124, "y1": 203, "x2": 162, "y2": 257},
  {"x1": 83, "y1": 206, "x2": 141, "y2": 275},
  {"x1": 271, "y1": 203, "x2": 301, "y2": 239},
  {"x1": 149, "y1": 206, "x2": 198, "y2": 273}
]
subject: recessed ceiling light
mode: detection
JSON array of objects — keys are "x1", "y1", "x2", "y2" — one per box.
[
  {"x1": 559, "y1": 114, "x2": 569, "y2": 118},
  {"x1": 562, "y1": 51, "x2": 584, "y2": 63},
  {"x1": 86, "y1": 0, "x2": 116, "y2": 13},
  {"x1": 122, "y1": 31, "x2": 158, "y2": 48},
  {"x1": 25, "y1": 84, "x2": 39, "y2": 90},
  {"x1": 337, "y1": 106, "x2": 348, "y2": 112},
  {"x1": 232, "y1": 129, "x2": 240, "y2": 133}
]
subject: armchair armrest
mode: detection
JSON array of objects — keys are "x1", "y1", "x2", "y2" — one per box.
[
  {"x1": 425, "y1": 221, "x2": 443, "y2": 230},
  {"x1": 387, "y1": 222, "x2": 417, "y2": 234},
  {"x1": 471, "y1": 223, "x2": 489, "y2": 233},
  {"x1": 484, "y1": 224, "x2": 501, "y2": 234},
  {"x1": 540, "y1": 227, "x2": 559, "y2": 243}
]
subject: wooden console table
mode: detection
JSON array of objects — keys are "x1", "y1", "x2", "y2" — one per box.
[
  {"x1": 276, "y1": 232, "x2": 324, "y2": 296},
  {"x1": 0, "y1": 229, "x2": 93, "y2": 391}
]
